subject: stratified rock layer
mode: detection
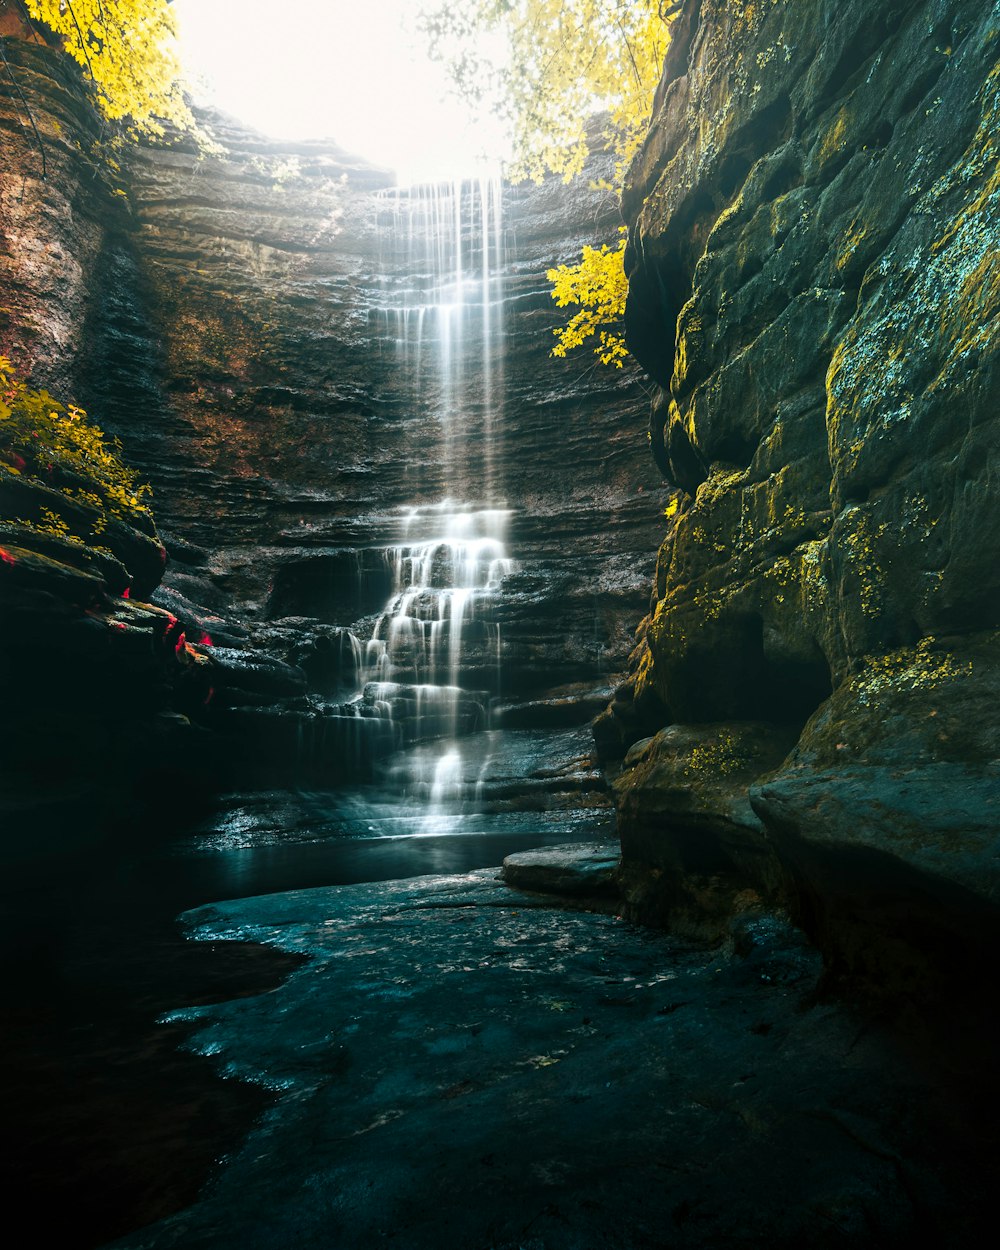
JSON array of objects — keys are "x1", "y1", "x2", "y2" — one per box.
[
  {"x1": 1, "y1": 36, "x2": 664, "y2": 802},
  {"x1": 84, "y1": 110, "x2": 663, "y2": 698},
  {"x1": 611, "y1": 0, "x2": 1000, "y2": 988}
]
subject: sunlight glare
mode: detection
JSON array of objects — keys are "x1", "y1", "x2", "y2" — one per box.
[{"x1": 173, "y1": 0, "x2": 510, "y2": 184}]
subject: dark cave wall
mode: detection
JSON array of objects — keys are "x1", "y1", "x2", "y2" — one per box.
[
  {"x1": 110, "y1": 122, "x2": 663, "y2": 695},
  {"x1": 1, "y1": 35, "x2": 664, "y2": 730},
  {"x1": 609, "y1": 0, "x2": 1000, "y2": 989}
]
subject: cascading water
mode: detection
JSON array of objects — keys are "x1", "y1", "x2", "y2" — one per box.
[
  {"x1": 364, "y1": 503, "x2": 513, "y2": 691},
  {"x1": 361, "y1": 501, "x2": 514, "y2": 826},
  {"x1": 276, "y1": 171, "x2": 608, "y2": 848},
  {"x1": 349, "y1": 174, "x2": 514, "y2": 830},
  {"x1": 373, "y1": 174, "x2": 505, "y2": 496}
]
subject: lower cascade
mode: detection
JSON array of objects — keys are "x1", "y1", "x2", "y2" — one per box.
[
  {"x1": 354, "y1": 500, "x2": 515, "y2": 829},
  {"x1": 364, "y1": 501, "x2": 513, "y2": 693}
]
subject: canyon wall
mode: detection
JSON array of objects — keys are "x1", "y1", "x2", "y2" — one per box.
[
  {"x1": 610, "y1": 0, "x2": 1000, "y2": 991},
  {"x1": 1, "y1": 34, "x2": 663, "y2": 801},
  {"x1": 106, "y1": 117, "x2": 662, "y2": 697}
]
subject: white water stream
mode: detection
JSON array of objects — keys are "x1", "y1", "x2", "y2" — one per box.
[
  {"x1": 374, "y1": 174, "x2": 505, "y2": 493},
  {"x1": 351, "y1": 176, "x2": 513, "y2": 827}
]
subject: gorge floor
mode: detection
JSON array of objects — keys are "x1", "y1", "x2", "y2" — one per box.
[
  {"x1": 5, "y1": 784, "x2": 1000, "y2": 1249},
  {"x1": 90, "y1": 863, "x2": 1000, "y2": 1250},
  {"x1": 0, "y1": 734, "x2": 611, "y2": 1250}
]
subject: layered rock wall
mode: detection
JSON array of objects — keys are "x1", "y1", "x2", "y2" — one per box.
[
  {"x1": 0, "y1": 37, "x2": 120, "y2": 391},
  {"x1": 1, "y1": 34, "x2": 664, "y2": 803},
  {"x1": 107, "y1": 121, "x2": 662, "y2": 696},
  {"x1": 611, "y1": 0, "x2": 1000, "y2": 991}
]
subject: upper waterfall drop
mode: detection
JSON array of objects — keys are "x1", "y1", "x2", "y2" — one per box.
[{"x1": 373, "y1": 171, "x2": 506, "y2": 501}]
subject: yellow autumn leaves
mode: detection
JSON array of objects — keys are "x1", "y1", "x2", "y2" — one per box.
[
  {"x1": 422, "y1": 1, "x2": 672, "y2": 187},
  {"x1": 23, "y1": 0, "x2": 190, "y2": 135},
  {"x1": 0, "y1": 357, "x2": 152, "y2": 528},
  {"x1": 422, "y1": 0, "x2": 674, "y2": 366},
  {"x1": 547, "y1": 229, "x2": 629, "y2": 367}
]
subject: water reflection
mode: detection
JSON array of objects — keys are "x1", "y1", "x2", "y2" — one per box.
[
  {"x1": 155, "y1": 729, "x2": 608, "y2": 900},
  {"x1": 182, "y1": 817, "x2": 611, "y2": 904}
]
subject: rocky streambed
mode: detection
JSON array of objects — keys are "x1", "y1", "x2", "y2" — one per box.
[
  {"x1": 97, "y1": 848, "x2": 1000, "y2": 1250},
  {"x1": 0, "y1": 754, "x2": 613, "y2": 1249}
]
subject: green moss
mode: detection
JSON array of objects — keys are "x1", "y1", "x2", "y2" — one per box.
[
  {"x1": 826, "y1": 61, "x2": 1000, "y2": 457},
  {"x1": 835, "y1": 218, "x2": 869, "y2": 271}
]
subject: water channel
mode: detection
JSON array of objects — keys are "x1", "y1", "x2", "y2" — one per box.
[{"x1": 1, "y1": 173, "x2": 612, "y2": 1247}]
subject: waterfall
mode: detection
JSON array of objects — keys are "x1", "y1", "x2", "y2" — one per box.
[
  {"x1": 373, "y1": 174, "x2": 506, "y2": 498},
  {"x1": 355, "y1": 504, "x2": 514, "y2": 826},
  {"x1": 364, "y1": 503, "x2": 513, "y2": 686},
  {"x1": 350, "y1": 173, "x2": 513, "y2": 827}
]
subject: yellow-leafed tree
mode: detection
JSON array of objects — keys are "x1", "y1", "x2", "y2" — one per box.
[
  {"x1": 422, "y1": 1, "x2": 673, "y2": 185},
  {"x1": 548, "y1": 229, "x2": 629, "y2": 367},
  {"x1": 421, "y1": 1, "x2": 677, "y2": 367},
  {"x1": 22, "y1": 0, "x2": 190, "y2": 134}
]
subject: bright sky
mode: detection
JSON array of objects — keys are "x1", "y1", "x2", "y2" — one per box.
[{"x1": 173, "y1": 0, "x2": 510, "y2": 184}]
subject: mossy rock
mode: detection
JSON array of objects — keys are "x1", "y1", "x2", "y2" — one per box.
[
  {"x1": 0, "y1": 468, "x2": 164, "y2": 598},
  {"x1": 614, "y1": 720, "x2": 797, "y2": 935},
  {"x1": 751, "y1": 632, "x2": 1000, "y2": 996}
]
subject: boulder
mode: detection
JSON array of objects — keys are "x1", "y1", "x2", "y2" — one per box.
[
  {"x1": 614, "y1": 722, "x2": 797, "y2": 935},
  {"x1": 501, "y1": 841, "x2": 620, "y2": 897},
  {"x1": 751, "y1": 632, "x2": 1000, "y2": 995}
]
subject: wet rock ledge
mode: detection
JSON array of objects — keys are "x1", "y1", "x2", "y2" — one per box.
[{"x1": 106, "y1": 864, "x2": 998, "y2": 1250}]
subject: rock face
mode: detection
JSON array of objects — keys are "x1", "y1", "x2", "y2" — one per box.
[
  {"x1": 614, "y1": 722, "x2": 796, "y2": 937},
  {"x1": 610, "y1": 0, "x2": 1000, "y2": 988},
  {"x1": 81, "y1": 108, "x2": 664, "y2": 700},
  {"x1": 0, "y1": 38, "x2": 121, "y2": 396},
  {"x1": 1, "y1": 35, "x2": 664, "y2": 804}
]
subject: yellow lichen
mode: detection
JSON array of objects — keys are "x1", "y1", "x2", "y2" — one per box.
[
  {"x1": 855, "y1": 639, "x2": 974, "y2": 706},
  {"x1": 835, "y1": 219, "x2": 868, "y2": 271},
  {"x1": 819, "y1": 109, "x2": 850, "y2": 165},
  {"x1": 685, "y1": 731, "x2": 745, "y2": 779},
  {"x1": 840, "y1": 509, "x2": 887, "y2": 620}
]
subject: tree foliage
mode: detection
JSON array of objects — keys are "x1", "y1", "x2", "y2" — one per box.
[
  {"x1": 22, "y1": 0, "x2": 190, "y2": 135},
  {"x1": 0, "y1": 357, "x2": 152, "y2": 537},
  {"x1": 421, "y1": 1, "x2": 677, "y2": 365},
  {"x1": 547, "y1": 229, "x2": 629, "y2": 367},
  {"x1": 421, "y1": 1, "x2": 674, "y2": 185}
]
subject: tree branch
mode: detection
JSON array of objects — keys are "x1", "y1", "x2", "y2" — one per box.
[{"x1": 64, "y1": 0, "x2": 95, "y2": 80}]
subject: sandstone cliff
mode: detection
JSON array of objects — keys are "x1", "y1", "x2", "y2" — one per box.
[
  {"x1": 609, "y1": 0, "x2": 1000, "y2": 992},
  {"x1": 1, "y1": 34, "x2": 664, "y2": 800}
]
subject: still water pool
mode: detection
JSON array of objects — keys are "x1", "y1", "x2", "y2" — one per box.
[{"x1": 0, "y1": 727, "x2": 611, "y2": 1248}]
